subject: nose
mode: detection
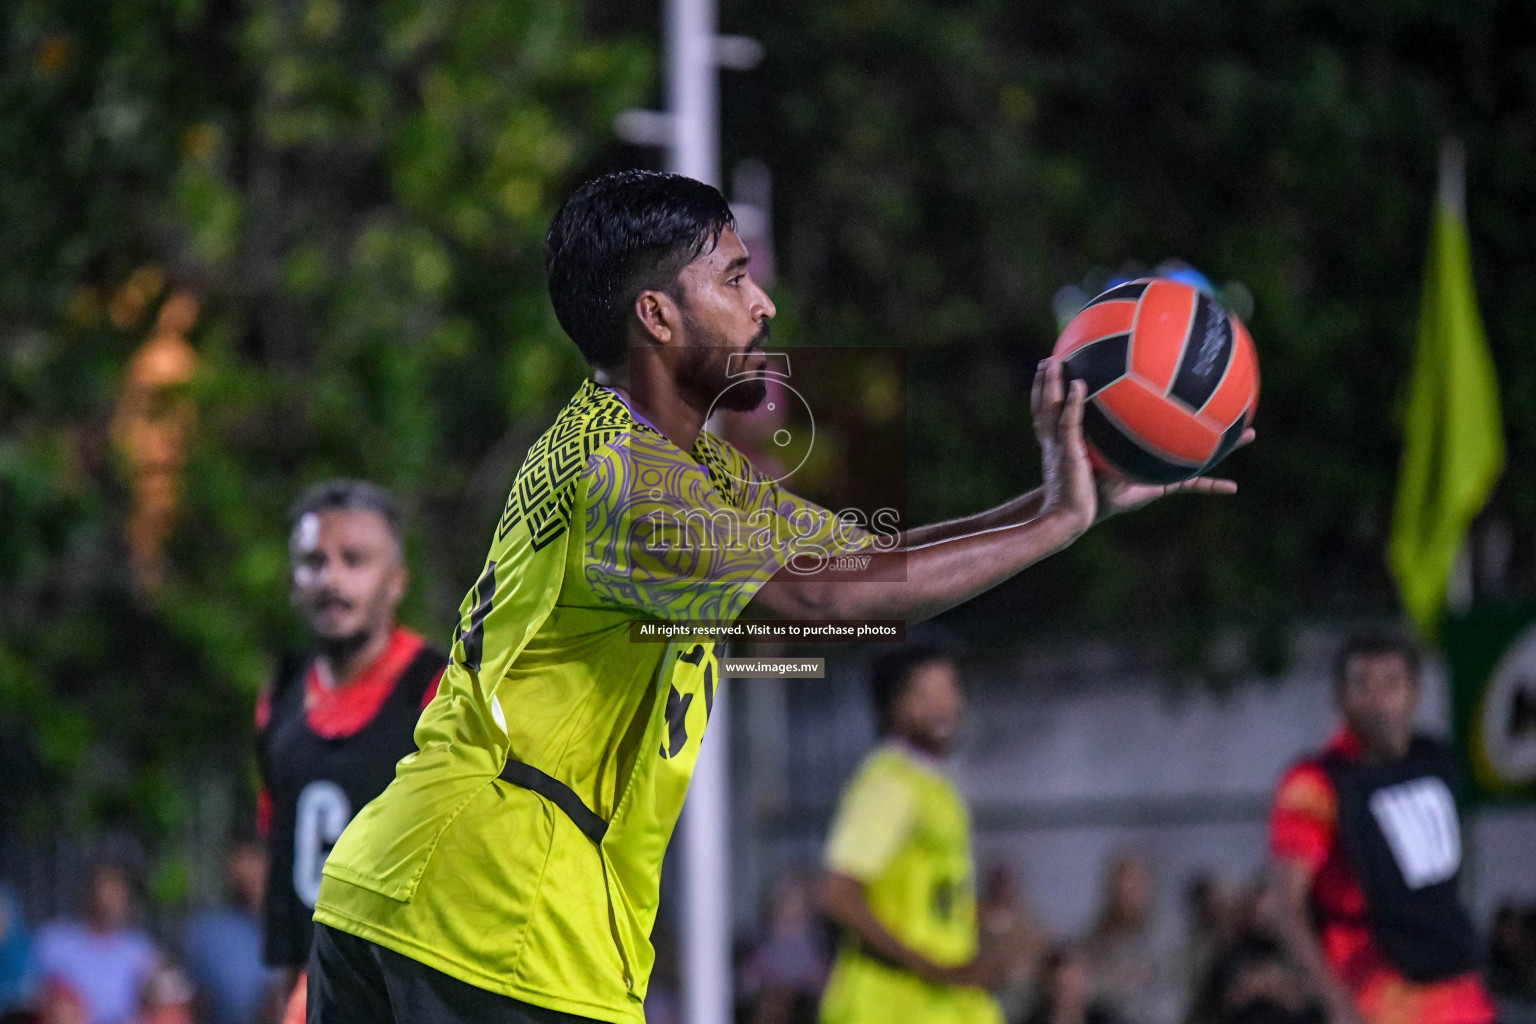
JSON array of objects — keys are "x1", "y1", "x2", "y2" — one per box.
[{"x1": 752, "y1": 281, "x2": 776, "y2": 322}]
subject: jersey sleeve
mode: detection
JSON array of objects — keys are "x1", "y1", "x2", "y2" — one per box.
[
  {"x1": 581, "y1": 430, "x2": 885, "y2": 621},
  {"x1": 581, "y1": 430, "x2": 782, "y2": 622},
  {"x1": 254, "y1": 685, "x2": 274, "y2": 835},
  {"x1": 824, "y1": 762, "x2": 917, "y2": 882},
  {"x1": 1270, "y1": 760, "x2": 1336, "y2": 873}
]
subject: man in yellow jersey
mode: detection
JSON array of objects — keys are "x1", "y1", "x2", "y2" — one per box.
[
  {"x1": 307, "y1": 169, "x2": 1247, "y2": 1024},
  {"x1": 819, "y1": 643, "x2": 1000, "y2": 1024}
]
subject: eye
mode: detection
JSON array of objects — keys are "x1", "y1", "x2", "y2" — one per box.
[{"x1": 728, "y1": 274, "x2": 744, "y2": 287}]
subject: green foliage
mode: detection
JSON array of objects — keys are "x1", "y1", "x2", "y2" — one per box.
[
  {"x1": 723, "y1": 0, "x2": 1536, "y2": 662},
  {"x1": 0, "y1": 0, "x2": 648, "y2": 836},
  {"x1": 4, "y1": 0, "x2": 1535, "y2": 836}
]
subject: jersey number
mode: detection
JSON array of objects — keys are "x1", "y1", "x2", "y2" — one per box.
[
  {"x1": 1369, "y1": 776, "x2": 1460, "y2": 889},
  {"x1": 293, "y1": 780, "x2": 352, "y2": 908},
  {"x1": 660, "y1": 646, "x2": 714, "y2": 759}
]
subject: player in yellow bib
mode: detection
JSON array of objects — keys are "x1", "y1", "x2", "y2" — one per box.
[
  {"x1": 820, "y1": 644, "x2": 1001, "y2": 1024},
  {"x1": 307, "y1": 170, "x2": 1247, "y2": 1024}
]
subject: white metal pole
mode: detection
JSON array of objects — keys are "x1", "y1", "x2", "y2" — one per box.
[
  {"x1": 681, "y1": 682, "x2": 732, "y2": 1024},
  {"x1": 667, "y1": 0, "x2": 719, "y2": 187},
  {"x1": 669, "y1": 0, "x2": 731, "y2": 1021}
]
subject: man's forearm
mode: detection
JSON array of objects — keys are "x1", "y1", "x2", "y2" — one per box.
[
  {"x1": 819, "y1": 875, "x2": 952, "y2": 984},
  {"x1": 898, "y1": 487, "x2": 1046, "y2": 547},
  {"x1": 1273, "y1": 896, "x2": 1358, "y2": 1021},
  {"x1": 748, "y1": 505, "x2": 1084, "y2": 624}
]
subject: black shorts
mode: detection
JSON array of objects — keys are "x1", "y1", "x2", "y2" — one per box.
[{"x1": 307, "y1": 922, "x2": 598, "y2": 1024}]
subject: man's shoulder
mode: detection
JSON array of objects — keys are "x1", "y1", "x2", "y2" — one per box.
[
  {"x1": 494, "y1": 379, "x2": 641, "y2": 550},
  {"x1": 847, "y1": 745, "x2": 926, "y2": 795},
  {"x1": 1274, "y1": 754, "x2": 1338, "y2": 819},
  {"x1": 1409, "y1": 733, "x2": 1455, "y2": 760},
  {"x1": 691, "y1": 430, "x2": 766, "y2": 507},
  {"x1": 579, "y1": 423, "x2": 764, "y2": 518},
  {"x1": 1277, "y1": 751, "x2": 1335, "y2": 789}
]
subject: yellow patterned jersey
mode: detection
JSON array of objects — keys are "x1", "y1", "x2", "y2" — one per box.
[
  {"x1": 819, "y1": 744, "x2": 1002, "y2": 1024},
  {"x1": 314, "y1": 379, "x2": 871, "y2": 1024}
]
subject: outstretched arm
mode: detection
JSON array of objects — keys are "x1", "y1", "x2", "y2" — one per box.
[
  {"x1": 746, "y1": 359, "x2": 1249, "y2": 623},
  {"x1": 745, "y1": 360, "x2": 1094, "y2": 623}
]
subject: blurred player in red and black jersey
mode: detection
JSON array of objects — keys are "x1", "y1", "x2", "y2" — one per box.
[
  {"x1": 1270, "y1": 631, "x2": 1495, "y2": 1024},
  {"x1": 255, "y1": 480, "x2": 445, "y2": 1020}
]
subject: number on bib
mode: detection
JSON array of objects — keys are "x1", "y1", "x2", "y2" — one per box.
[
  {"x1": 293, "y1": 780, "x2": 352, "y2": 907},
  {"x1": 1368, "y1": 776, "x2": 1460, "y2": 889}
]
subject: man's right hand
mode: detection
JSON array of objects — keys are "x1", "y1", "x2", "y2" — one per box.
[{"x1": 1031, "y1": 359, "x2": 1097, "y2": 537}]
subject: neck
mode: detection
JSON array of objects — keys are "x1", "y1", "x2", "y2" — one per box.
[
  {"x1": 318, "y1": 624, "x2": 394, "y2": 688},
  {"x1": 893, "y1": 734, "x2": 948, "y2": 764},
  {"x1": 1363, "y1": 737, "x2": 1411, "y2": 764},
  {"x1": 595, "y1": 355, "x2": 707, "y2": 453}
]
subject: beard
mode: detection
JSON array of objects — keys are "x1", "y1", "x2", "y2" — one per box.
[
  {"x1": 304, "y1": 588, "x2": 391, "y2": 667},
  {"x1": 681, "y1": 315, "x2": 771, "y2": 414},
  {"x1": 316, "y1": 627, "x2": 373, "y2": 667}
]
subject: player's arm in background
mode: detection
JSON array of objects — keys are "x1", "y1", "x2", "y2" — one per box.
[
  {"x1": 817, "y1": 772, "x2": 994, "y2": 989},
  {"x1": 252, "y1": 685, "x2": 304, "y2": 1023},
  {"x1": 1268, "y1": 764, "x2": 1367, "y2": 1024}
]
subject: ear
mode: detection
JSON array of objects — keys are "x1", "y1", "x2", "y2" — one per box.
[
  {"x1": 634, "y1": 289, "x2": 681, "y2": 346},
  {"x1": 388, "y1": 563, "x2": 409, "y2": 608}
]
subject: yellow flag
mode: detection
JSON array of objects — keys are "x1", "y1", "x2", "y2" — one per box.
[{"x1": 1388, "y1": 144, "x2": 1504, "y2": 638}]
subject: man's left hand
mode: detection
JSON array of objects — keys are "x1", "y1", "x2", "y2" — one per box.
[{"x1": 1094, "y1": 427, "x2": 1255, "y2": 521}]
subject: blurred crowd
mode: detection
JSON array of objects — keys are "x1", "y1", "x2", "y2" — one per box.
[
  {"x1": 0, "y1": 844, "x2": 1530, "y2": 1024},
  {"x1": 0, "y1": 840, "x2": 278, "y2": 1024},
  {"x1": 704, "y1": 853, "x2": 1536, "y2": 1024}
]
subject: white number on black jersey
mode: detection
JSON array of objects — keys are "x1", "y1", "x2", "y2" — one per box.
[
  {"x1": 1368, "y1": 776, "x2": 1460, "y2": 889},
  {"x1": 293, "y1": 780, "x2": 352, "y2": 907}
]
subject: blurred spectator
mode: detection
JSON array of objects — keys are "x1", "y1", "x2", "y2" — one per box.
[
  {"x1": 132, "y1": 967, "x2": 193, "y2": 1024},
  {"x1": 1488, "y1": 903, "x2": 1536, "y2": 1024},
  {"x1": 1194, "y1": 935, "x2": 1322, "y2": 1024},
  {"x1": 738, "y1": 873, "x2": 828, "y2": 1024},
  {"x1": 35, "y1": 859, "x2": 159, "y2": 1024},
  {"x1": 980, "y1": 862, "x2": 1050, "y2": 1024},
  {"x1": 1024, "y1": 945, "x2": 1121, "y2": 1024},
  {"x1": 0, "y1": 881, "x2": 37, "y2": 1013},
  {"x1": 1180, "y1": 873, "x2": 1242, "y2": 1021},
  {"x1": 38, "y1": 979, "x2": 86, "y2": 1024},
  {"x1": 1084, "y1": 852, "x2": 1176, "y2": 1024},
  {"x1": 182, "y1": 837, "x2": 276, "y2": 1024}
]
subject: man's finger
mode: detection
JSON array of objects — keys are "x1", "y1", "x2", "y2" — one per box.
[
  {"x1": 1059, "y1": 378, "x2": 1086, "y2": 438},
  {"x1": 1234, "y1": 427, "x2": 1257, "y2": 449},
  {"x1": 1171, "y1": 476, "x2": 1238, "y2": 495},
  {"x1": 1044, "y1": 358, "x2": 1064, "y2": 411},
  {"x1": 1031, "y1": 359, "x2": 1047, "y2": 421}
]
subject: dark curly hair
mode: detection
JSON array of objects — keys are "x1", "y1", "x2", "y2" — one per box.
[
  {"x1": 544, "y1": 170, "x2": 735, "y2": 369},
  {"x1": 870, "y1": 642, "x2": 957, "y2": 736}
]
